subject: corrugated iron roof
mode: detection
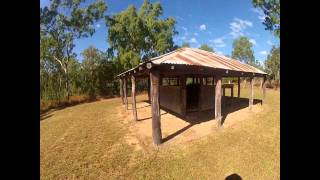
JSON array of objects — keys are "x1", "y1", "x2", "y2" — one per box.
[
  {"x1": 117, "y1": 47, "x2": 266, "y2": 77},
  {"x1": 150, "y1": 47, "x2": 266, "y2": 74}
]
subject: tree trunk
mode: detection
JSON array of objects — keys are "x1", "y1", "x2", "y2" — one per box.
[{"x1": 65, "y1": 68, "x2": 70, "y2": 100}]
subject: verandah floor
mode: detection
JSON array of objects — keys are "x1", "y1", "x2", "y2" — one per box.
[{"x1": 121, "y1": 94, "x2": 264, "y2": 149}]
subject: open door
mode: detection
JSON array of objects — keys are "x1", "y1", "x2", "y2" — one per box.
[{"x1": 186, "y1": 78, "x2": 200, "y2": 112}]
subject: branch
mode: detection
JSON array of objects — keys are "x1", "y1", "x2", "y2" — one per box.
[{"x1": 53, "y1": 55, "x2": 67, "y2": 73}]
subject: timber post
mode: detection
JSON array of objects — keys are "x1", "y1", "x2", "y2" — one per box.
[
  {"x1": 150, "y1": 69, "x2": 162, "y2": 145},
  {"x1": 180, "y1": 75, "x2": 187, "y2": 117},
  {"x1": 262, "y1": 76, "x2": 267, "y2": 104},
  {"x1": 215, "y1": 76, "x2": 222, "y2": 127},
  {"x1": 119, "y1": 78, "x2": 124, "y2": 104},
  {"x1": 237, "y1": 77, "x2": 240, "y2": 98},
  {"x1": 123, "y1": 78, "x2": 128, "y2": 110},
  {"x1": 131, "y1": 75, "x2": 138, "y2": 121},
  {"x1": 249, "y1": 77, "x2": 254, "y2": 110},
  {"x1": 147, "y1": 75, "x2": 151, "y2": 102}
]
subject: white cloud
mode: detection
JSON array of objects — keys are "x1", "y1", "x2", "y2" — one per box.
[
  {"x1": 249, "y1": 39, "x2": 256, "y2": 45},
  {"x1": 216, "y1": 51, "x2": 224, "y2": 55},
  {"x1": 181, "y1": 36, "x2": 186, "y2": 40},
  {"x1": 96, "y1": 24, "x2": 101, "y2": 28},
  {"x1": 267, "y1": 40, "x2": 273, "y2": 46},
  {"x1": 229, "y1": 18, "x2": 253, "y2": 38},
  {"x1": 200, "y1": 24, "x2": 206, "y2": 30},
  {"x1": 182, "y1": 26, "x2": 188, "y2": 31},
  {"x1": 175, "y1": 16, "x2": 184, "y2": 21},
  {"x1": 194, "y1": 32, "x2": 199, "y2": 36},
  {"x1": 260, "y1": 50, "x2": 268, "y2": 55},
  {"x1": 210, "y1": 37, "x2": 226, "y2": 48},
  {"x1": 189, "y1": 38, "x2": 197, "y2": 43},
  {"x1": 252, "y1": 8, "x2": 266, "y2": 22}
]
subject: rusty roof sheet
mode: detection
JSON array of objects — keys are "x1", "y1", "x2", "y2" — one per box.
[
  {"x1": 117, "y1": 47, "x2": 266, "y2": 77},
  {"x1": 150, "y1": 47, "x2": 266, "y2": 74}
]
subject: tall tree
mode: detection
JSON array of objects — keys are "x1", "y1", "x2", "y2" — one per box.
[
  {"x1": 232, "y1": 36, "x2": 255, "y2": 65},
  {"x1": 106, "y1": 0, "x2": 177, "y2": 71},
  {"x1": 40, "y1": 0, "x2": 107, "y2": 100},
  {"x1": 252, "y1": 0, "x2": 280, "y2": 37},
  {"x1": 182, "y1": 42, "x2": 190, "y2": 47},
  {"x1": 199, "y1": 44, "x2": 214, "y2": 52},
  {"x1": 265, "y1": 46, "x2": 280, "y2": 80}
]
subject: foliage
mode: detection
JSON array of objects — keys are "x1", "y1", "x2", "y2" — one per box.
[
  {"x1": 40, "y1": 0, "x2": 107, "y2": 100},
  {"x1": 199, "y1": 44, "x2": 214, "y2": 52},
  {"x1": 182, "y1": 42, "x2": 190, "y2": 47},
  {"x1": 252, "y1": 0, "x2": 280, "y2": 37},
  {"x1": 81, "y1": 46, "x2": 117, "y2": 97},
  {"x1": 265, "y1": 46, "x2": 280, "y2": 80},
  {"x1": 40, "y1": 0, "x2": 178, "y2": 112},
  {"x1": 105, "y1": 0, "x2": 177, "y2": 70},
  {"x1": 232, "y1": 36, "x2": 255, "y2": 65}
]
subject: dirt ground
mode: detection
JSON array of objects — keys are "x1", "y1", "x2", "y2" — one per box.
[{"x1": 119, "y1": 95, "x2": 264, "y2": 150}]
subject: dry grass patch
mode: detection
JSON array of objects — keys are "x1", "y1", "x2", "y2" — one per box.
[{"x1": 41, "y1": 87, "x2": 279, "y2": 179}]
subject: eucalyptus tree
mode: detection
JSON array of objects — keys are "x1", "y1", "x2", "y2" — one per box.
[
  {"x1": 232, "y1": 36, "x2": 255, "y2": 65},
  {"x1": 106, "y1": 0, "x2": 177, "y2": 71},
  {"x1": 199, "y1": 44, "x2": 214, "y2": 52},
  {"x1": 252, "y1": 0, "x2": 280, "y2": 37},
  {"x1": 40, "y1": 0, "x2": 107, "y2": 100}
]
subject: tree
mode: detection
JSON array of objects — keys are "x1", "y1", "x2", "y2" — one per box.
[
  {"x1": 199, "y1": 44, "x2": 214, "y2": 52},
  {"x1": 265, "y1": 46, "x2": 280, "y2": 80},
  {"x1": 231, "y1": 36, "x2": 255, "y2": 65},
  {"x1": 106, "y1": 0, "x2": 177, "y2": 70},
  {"x1": 252, "y1": 60, "x2": 264, "y2": 71},
  {"x1": 81, "y1": 46, "x2": 116, "y2": 97},
  {"x1": 40, "y1": 0, "x2": 107, "y2": 100},
  {"x1": 252, "y1": 0, "x2": 280, "y2": 37},
  {"x1": 182, "y1": 42, "x2": 190, "y2": 47}
]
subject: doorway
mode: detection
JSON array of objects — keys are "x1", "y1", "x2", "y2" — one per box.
[{"x1": 186, "y1": 77, "x2": 201, "y2": 112}]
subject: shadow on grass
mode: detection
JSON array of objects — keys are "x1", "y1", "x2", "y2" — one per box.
[
  {"x1": 225, "y1": 173, "x2": 242, "y2": 180},
  {"x1": 127, "y1": 104, "x2": 151, "y2": 110},
  {"x1": 137, "y1": 112, "x2": 168, "y2": 121}
]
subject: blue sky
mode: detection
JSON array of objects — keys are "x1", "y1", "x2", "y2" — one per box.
[{"x1": 40, "y1": 0, "x2": 279, "y2": 64}]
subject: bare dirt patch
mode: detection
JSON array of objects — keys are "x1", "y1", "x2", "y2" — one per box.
[{"x1": 119, "y1": 97, "x2": 264, "y2": 149}]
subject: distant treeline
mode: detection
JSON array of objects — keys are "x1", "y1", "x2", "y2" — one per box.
[{"x1": 40, "y1": 0, "x2": 280, "y2": 111}]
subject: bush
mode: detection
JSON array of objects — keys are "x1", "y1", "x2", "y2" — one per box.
[{"x1": 40, "y1": 95, "x2": 92, "y2": 115}]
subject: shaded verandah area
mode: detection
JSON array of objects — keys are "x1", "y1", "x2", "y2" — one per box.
[
  {"x1": 123, "y1": 93, "x2": 263, "y2": 145},
  {"x1": 117, "y1": 48, "x2": 267, "y2": 145}
]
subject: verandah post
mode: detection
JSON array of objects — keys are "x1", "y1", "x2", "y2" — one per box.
[
  {"x1": 123, "y1": 77, "x2": 128, "y2": 110},
  {"x1": 237, "y1": 76, "x2": 240, "y2": 98},
  {"x1": 262, "y1": 76, "x2": 267, "y2": 104},
  {"x1": 180, "y1": 75, "x2": 186, "y2": 117},
  {"x1": 150, "y1": 69, "x2": 162, "y2": 145},
  {"x1": 215, "y1": 76, "x2": 222, "y2": 127},
  {"x1": 131, "y1": 75, "x2": 137, "y2": 121},
  {"x1": 119, "y1": 78, "x2": 124, "y2": 104},
  {"x1": 249, "y1": 77, "x2": 254, "y2": 109}
]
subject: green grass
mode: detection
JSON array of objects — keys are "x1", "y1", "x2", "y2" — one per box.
[{"x1": 41, "y1": 86, "x2": 279, "y2": 179}]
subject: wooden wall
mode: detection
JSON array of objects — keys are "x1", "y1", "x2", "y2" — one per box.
[
  {"x1": 159, "y1": 86, "x2": 183, "y2": 115},
  {"x1": 199, "y1": 85, "x2": 215, "y2": 111}
]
